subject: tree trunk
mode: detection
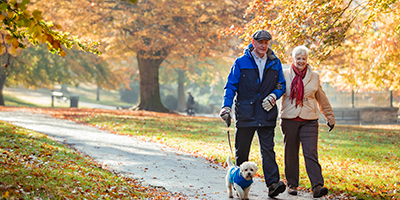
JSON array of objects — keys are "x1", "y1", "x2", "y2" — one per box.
[
  {"x1": 133, "y1": 50, "x2": 170, "y2": 112},
  {"x1": 96, "y1": 85, "x2": 101, "y2": 101},
  {"x1": 0, "y1": 74, "x2": 5, "y2": 106},
  {"x1": 60, "y1": 84, "x2": 69, "y2": 94},
  {"x1": 176, "y1": 69, "x2": 186, "y2": 112}
]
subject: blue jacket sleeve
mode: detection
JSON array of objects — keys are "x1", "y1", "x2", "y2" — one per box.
[
  {"x1": 222, "y1": 59, "x2": 241, "y2": 108},
  {"x1": 270, "y1": 60, "x2": 286, "y2": 100}
]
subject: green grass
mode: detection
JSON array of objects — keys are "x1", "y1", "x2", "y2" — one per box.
[
  {"x1": 2, "y1": 106, "x2": 398, "y2": 199},
  {"x1": 4, "y1": 95, "x2": 40, "y2": 107},
  {"x1": 0, "y1": 121, "x2": 180, "y2": 199},
  {"x1": 3, "y1": 86, "x2": 131, "y2": 108},
  {"x1": 71, "y1": 112, "x2": 400, "y2": 199}
]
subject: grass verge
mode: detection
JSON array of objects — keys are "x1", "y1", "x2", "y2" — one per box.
[
  {"x1": 53, "y1": 109, "x2": 399, "y2": 200},
  {"x1": 0, "y1": 121, "x2": 182, "y2": 199},
  {"x1": 3, "y1": 91, "x2": 130, "y2": 108},
  {"x1": 1, "y1": 107, "x2": 399, "y2": 199},
  {"x1": 4, "y1": 95, "x2": 40, "y2": 107}
]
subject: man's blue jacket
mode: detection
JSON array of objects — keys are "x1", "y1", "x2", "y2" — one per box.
[{"x1": 222, "y1": 44, "x2": 286, "y2": 127}]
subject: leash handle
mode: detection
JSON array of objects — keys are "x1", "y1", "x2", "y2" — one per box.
[{"x1": 225, "y1": 114, "x2": 231, "y2": 127}]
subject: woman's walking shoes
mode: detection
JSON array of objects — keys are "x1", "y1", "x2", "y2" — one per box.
[{"x1": 312, "y1": 185, "x2": 328, "y2": 198}]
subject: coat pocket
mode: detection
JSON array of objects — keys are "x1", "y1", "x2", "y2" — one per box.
[{"x1": 235, "y1": 102, "x2": 255, "y2": 122}]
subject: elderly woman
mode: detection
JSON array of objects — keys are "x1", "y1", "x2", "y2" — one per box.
[{"x1": 279, "y1": 46, "x2": 335, "y2": 198}]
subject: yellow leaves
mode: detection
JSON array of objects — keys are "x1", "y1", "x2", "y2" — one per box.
[
  {"x1": 51, "y1": 40, "x2": 62, "y2": 50},
  {"x1": 32, "y1": 10, "x2": 43, "y2": 21},
  {"x1": 3, "y1": 34, "x2": 21, "y2": 53},
  {"x1": 59, "y1": 50, "x2": 66, "y2": 57},
  {"x1": 198, "y1": 14, "x2": 209, "y2": 23},
  {"x1": 11, "y1": 38, "x2": 19, "y2": 49},
  {"x1": 41, "y1": 33, "x2": 48, "y2": 43},
  {"x1": 0, "y1": 15, "x2": 5, "y2": 21},
  {"x1": 20, "y1": 0, "x2": 30, "y2": 10},
  {"x1": 2, "y1": 191, "x2": 9, "y2": 199},
  {"x1": 33, "y1": 25, "x2": 43, "y2": 39},
  {"x1": 7, "y1": 10, "x2": 14, "y2": 18},
  {"x1": 54, "y1": 24, "x2": 63, "y2": 30},
  {"x1": 45, "y1": 33, "x2": 54, "y2": 44},
  {"x1": 5, "y1": 35, "x2": 12, "y2": 42}
]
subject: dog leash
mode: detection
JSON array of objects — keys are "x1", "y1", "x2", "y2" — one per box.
[{"x1": 225, "y1": 114, "x2": 234, "y2": 158}]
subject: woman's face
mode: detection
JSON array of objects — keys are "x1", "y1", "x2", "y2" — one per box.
[{"x1": 293, "y1": 53, "x2": 308, "y2": 71}]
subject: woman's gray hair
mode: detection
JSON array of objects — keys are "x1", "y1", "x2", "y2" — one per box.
[{"x1": 292, "y1": 45, "x2": 309, "y2": 58}]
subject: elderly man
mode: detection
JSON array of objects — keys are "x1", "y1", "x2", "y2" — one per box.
[{"x1": 220, "y1": 30, "x2": 287, "y2": 197}]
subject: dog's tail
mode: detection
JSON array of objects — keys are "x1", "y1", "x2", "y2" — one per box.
[{"x1": 227, "y1": 156, "x2": 234, "y2": 168}]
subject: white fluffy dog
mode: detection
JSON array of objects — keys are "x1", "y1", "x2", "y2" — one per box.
[{"x1": 225, "y1": 156, "x2": 258, "y2": 200}]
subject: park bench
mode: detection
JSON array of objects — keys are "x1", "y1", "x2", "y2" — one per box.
[
  {"x1": 51, "y1": 91, "x2": 67, "y2": 108},
  {"x1": 52, "y1": 91, "x2": 68, "y2": 102}
]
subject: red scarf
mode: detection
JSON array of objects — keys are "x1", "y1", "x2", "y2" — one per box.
[{"x1": 290, "y1": 63, "x2": 307, "y2": 108}]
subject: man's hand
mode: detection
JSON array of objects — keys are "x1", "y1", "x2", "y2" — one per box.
[
  {"x1": 262, "y1": 93, "x2": 277, "y2": 112},
  {"x1": 327, "y1": 123, "x2": 335, "y2": 132},
  {"x1": 219, "y1": 107, "x2": 231, "y2": 121}
]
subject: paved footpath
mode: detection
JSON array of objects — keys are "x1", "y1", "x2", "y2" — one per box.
[{"x1": 0, "y1": 110, "x2": 323, "y2": 199}]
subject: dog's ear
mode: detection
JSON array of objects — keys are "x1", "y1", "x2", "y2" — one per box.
[{"x1": 248, "y1": 162, "x2": 258, "y2": 172}]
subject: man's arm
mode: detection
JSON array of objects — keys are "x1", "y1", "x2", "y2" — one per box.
[
  {"x1": 270, "y1": 60, "x2": 286, "y2": 100},
  {"x1": 222, "y1": 59, "x2": 241, "y2": 108}
]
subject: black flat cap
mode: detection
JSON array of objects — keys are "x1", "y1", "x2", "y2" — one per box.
[{"x1": 252, "y1": 30, "x2": 272, "y2": 41}]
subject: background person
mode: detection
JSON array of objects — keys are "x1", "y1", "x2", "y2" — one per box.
[
  {"x1": 279, "y1": 45, "x2": 335, "y2": 198},
  {"x1": 186, "y1": 92, "x2": 195, "y2": 115},
  {"x1": 220, "y1": 30, "x2": 287, "y2": 198}
]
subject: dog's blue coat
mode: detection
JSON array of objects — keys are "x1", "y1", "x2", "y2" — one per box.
[{"x1": 229, "y1": 166, "x2": 253, "y2": 189}]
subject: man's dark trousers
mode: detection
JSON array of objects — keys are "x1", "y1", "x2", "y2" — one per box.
[{"x1": 235, "y1": 126, "x2": 280, "y2": 187}]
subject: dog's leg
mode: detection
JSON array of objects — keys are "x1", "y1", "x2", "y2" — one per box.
[
  {"x1": 243, "y1": 185, "x2": 251, "y2": 200},
  {"x1": 233, "y1": 183, "x2": 245, "y2": 200},
  {"x1": 226, "y1": 174, "x2": 234, "y2": 198}
]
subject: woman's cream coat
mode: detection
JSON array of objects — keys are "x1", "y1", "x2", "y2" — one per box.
[{"x1": 280, "y1": 65, "x2": 335, "y2": 125}]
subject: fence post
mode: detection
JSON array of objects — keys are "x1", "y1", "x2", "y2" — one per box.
[
  {"x1": 390, "y1": 91, "x2": 393, "y2": 107},
  {"x1": 351, "y1": 89, "x2": 355, "y2": 108},
  {"x1": 51, "y1": 90, "x2": 54, "y2": 107}
]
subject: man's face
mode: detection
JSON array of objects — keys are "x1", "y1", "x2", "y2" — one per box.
[{"x1": 252, "y1": 39, "x2": 270, "y2": 58}]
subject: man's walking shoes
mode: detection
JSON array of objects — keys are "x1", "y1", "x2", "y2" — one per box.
[
  {"x1": 287, "y1": 187, "x2": 298, "y2": 195},
  {"x1": 268, "y1": 182, "x2": 286, "y2": 197},
  {"x1": 313, "y1": 185, "x2": 328, "y2": 198}
]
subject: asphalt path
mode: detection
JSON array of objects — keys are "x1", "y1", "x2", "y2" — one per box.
[{"x1": 0, "y1": 110, "x2": 322, "y2": 199}]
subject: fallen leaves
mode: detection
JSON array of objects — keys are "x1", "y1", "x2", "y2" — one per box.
[
  {"x1": 0, "y1": 120, "x2": 184, "y2": 199},
  {"x1": 1, "y1": 107, "x2": 399, "y2": 199}
]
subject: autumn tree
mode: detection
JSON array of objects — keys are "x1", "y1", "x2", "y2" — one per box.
[
  {"x1": 65, "y1": 51, "x2": 131, "y2": 101},
  {"x1": 229, "y1": 0, "x2": 399, "y2": 91},
  {"x1": 31, "y1": 0, "x2": 248, "y2": 112},
  {"x1": 0, "y1": 0, "x2": 100, "y2": 56},
  {"x1": 322, "y1": 2, "x2": 400, "y2": 91},
  {"x1": 0, "y1": 0, "x2": 104, "y2": 105},
  {"x1": 0, "y1": 43, "x2": 127, "y2": 106},
  {"x1": 160, "y1": 55, "x2": 232, "y2": 112}
]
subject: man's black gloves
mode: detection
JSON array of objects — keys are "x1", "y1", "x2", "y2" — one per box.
[{"x1": 327, "y1": 123, "x2": 335, "y2": 132}]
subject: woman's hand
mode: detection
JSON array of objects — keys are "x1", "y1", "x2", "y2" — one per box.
[{"x1": 327, "y1": 123, "x2": 335, "y2": 132}]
